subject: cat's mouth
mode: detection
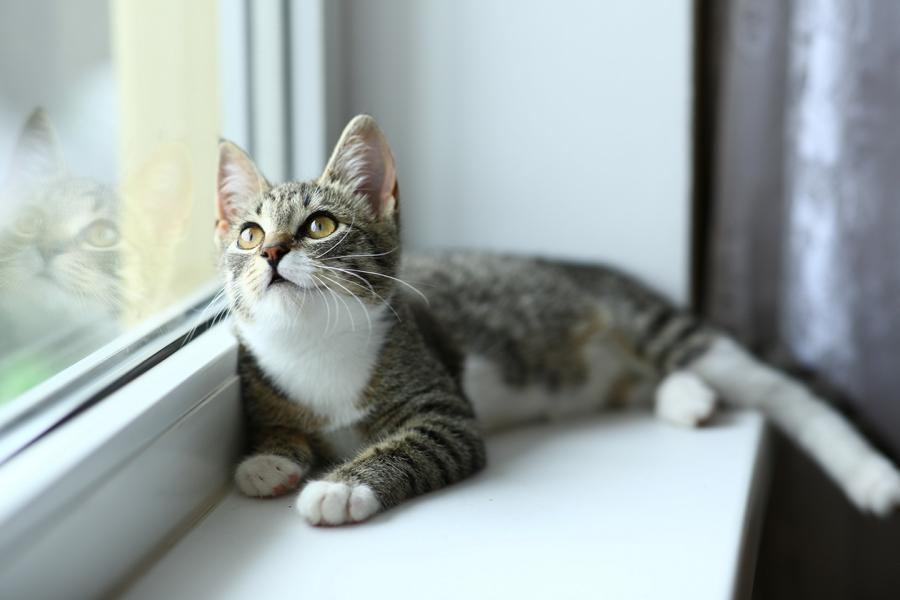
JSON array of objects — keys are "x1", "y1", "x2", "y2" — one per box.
[
  {"x1": 268, "y1": 272, "x2": 289, "y2": 287},
  {"x1": 267, "y1": 270, "x2": 324, "y2": 292}
]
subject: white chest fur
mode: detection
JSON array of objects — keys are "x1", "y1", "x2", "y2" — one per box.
[{"x1": 238, "y1": 294, "x2": 388, "y2": 432}]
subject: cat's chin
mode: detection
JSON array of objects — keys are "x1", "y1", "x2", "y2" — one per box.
[
  {"x1": 267, "y1": 278, "x2": 322, "y2": 294},
  {"x1": 261, "y1": 279, "x2": 325, "y2": 311},
  {"x1": 267, "y1": 275, "x2": 292, "y2": 288}
]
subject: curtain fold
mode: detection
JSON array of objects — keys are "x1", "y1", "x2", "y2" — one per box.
[{"x1": 707, "y1": 0, "x2": 900, "y2": 456}]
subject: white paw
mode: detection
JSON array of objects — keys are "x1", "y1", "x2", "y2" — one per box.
[
  {"x1": 655, "y1": 371, "x2": 717, "y2": 428},
  {"x1": 847, "y1": 457, "x2": 900, "y2": 517},
  {"x1": 235, "y1": 454, "x2": 306, "y2": 497},
  {"x1": 297, "y1": 480, "x2": 381, "y2": 525}
]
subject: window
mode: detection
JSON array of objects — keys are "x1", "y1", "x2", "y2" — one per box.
[{"x1": 0, "y1": 0, "x2": 232, "y2": 460}]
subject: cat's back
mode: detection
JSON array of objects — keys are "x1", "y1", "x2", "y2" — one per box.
[
  {"x1": 401, "y1": 250, "x2": 658, "y2": 429},
  {"x1": 401, "y1": 250, "x2": 664, "y2": 336},
  {"x1": 402, "y1": 250, "x2": 600, "y2": 350}
]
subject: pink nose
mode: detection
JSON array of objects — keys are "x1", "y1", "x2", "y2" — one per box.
[{"x1": 261, "y1": 244, "x2": 288, "y2": 266}]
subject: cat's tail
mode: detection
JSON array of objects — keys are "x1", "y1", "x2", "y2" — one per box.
[{"x1": 687, "y1": 334, "x2": 900, "y2": 516}]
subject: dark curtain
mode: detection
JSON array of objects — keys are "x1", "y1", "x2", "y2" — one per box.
[{"x1": 701, "y1": 0, "x2": 900, "y2": 597}]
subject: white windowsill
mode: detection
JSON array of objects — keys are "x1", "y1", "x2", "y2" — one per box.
[{"x1": 122, "y1": 410, "x2": 769, "y2": 600}]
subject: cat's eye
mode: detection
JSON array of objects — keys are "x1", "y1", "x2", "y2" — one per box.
[
  {"x1": 13, "y1": 208, "x2": 44, "y2": 237},
  {"x1": 83, "y1": 219, "x2": 120, "y2": 248},
  {"x1": 238, "y1": 224, "x2": 265, "y2": 249},
  {"x1": 305, "y1": 215, "x2": 337, "y2": 239}
]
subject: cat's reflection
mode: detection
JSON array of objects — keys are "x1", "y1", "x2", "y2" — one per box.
[
  {"x1": 0, "y1": 110, "x2": 122, "y2": 355},
  {"x1": 0, "y1": 109, "x2": 192, "y2": 400}
]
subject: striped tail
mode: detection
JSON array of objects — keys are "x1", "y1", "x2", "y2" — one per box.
[{"x1": 688, "y1": 335, "x2": 900, "y2": 516}]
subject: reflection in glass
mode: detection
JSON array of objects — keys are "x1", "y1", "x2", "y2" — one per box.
[
  {"x1": 0, "y1": 0, "x2": 219, "y2": 422},
  {"x1": 0, "y1": 110, "x2": 122, "y2": 402}
]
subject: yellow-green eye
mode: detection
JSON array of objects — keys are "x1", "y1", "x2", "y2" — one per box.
[
  {"x1": 14, "y1": 207, "x2": 44, "y2": 237},
  {"x1": 238, "y1": 224, "x2": 265, "y2": 249},
  {"x1": 83, "y1": 219, "x2": 120, "y2": 248},
  {"x1": 306, "y1": 215, "x2": 337, "y2": 239}
]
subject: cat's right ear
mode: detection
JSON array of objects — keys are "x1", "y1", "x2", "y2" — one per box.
[
  {"x1": 319, "y1": 115, "x2": 397, "y2": 219},
  {"x1": 9, "y1": 108, "x2": 65, "y2": 186},
  {"x1": 216, "y1": 140, "x2": 270, "y2": 239}
]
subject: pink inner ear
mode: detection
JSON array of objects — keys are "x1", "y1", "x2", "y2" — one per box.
[
  {"x1": 378, "y1": 158, "x2": 397, "y2": 214},
  {"x1": 346, "y1": 136, "x2": 396, "y2": 217},
  {"x1": 216, "y1": 162, "x2": 242, "y2": 223},
  {"x1": 215, "y1": 218, "x2": 230, "y2": 237},
  {"x1": 216, "y1": 145, "x2": 269, "y2": 227},
  {"x1": 322, "y1": 116, "x2": 397, "y2": 217}
]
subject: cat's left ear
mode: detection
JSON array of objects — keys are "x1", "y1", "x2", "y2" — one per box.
[
  {"x1": 9, "y1": 108, "x2": 66, "y2": 186},
  {"x1": 320, "y1": 115, "x2": 397, "y2": 218},
  {"x1": 216, "y1": 140, "x2": 270, "y2": 238}
]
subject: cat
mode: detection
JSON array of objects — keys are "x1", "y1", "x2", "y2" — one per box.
[{"x1": 217, "y1": 114, "x2": 900, "y2": 526}]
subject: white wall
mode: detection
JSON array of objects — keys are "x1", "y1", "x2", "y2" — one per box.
[
  {"x1": 330, "y1": 0, "x2": 693, "y2": 303},
  {"x1": 0, "y1": 0, "x2": 117, "y2": 186}
]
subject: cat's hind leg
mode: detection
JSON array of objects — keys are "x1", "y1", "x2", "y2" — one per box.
[{"x1": 654, "y1": 370, "x2": 718, "y2": 428}]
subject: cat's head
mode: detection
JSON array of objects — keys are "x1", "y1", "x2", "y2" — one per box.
[
  {"x1": 0, "y1": 109, "x2": 122, "y2": 313},
  {"x1": 215, "y1": 115, "x2": 400, "y2": 324}
]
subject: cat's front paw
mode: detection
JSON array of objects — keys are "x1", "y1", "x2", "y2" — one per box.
[
  {"x1": 847, "y1": 457, "x2": 900, "y2": 517},
  {"x1": 235, "y1": 454, "x2": 306, "y2": 497},
  {"x1": 297, "y1": 480, "x2": 381, "y2": 525}
]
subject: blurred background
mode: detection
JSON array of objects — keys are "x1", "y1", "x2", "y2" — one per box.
[{"x1": 0, "y1": 0, "x2": 898, "y2": 597}]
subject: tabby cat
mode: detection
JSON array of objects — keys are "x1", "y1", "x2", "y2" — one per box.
[{"x1": 217, "y1": 115, "x2": 900, "y2": 526}]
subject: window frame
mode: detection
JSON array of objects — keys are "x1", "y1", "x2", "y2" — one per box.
[
  {"x1": 0, "y1": 322, "x2": 242, "y2": 598},
  {"x1": 0, "y1": 283, "x2": 225, "y2": 464}
]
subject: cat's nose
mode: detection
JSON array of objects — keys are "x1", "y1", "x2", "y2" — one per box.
[
  {"x1": 37, "y1": 243, "x2": 63, "y2": 262},
  {"x1": 261, "y1": 243, "x2": 289, "y2": 267}
]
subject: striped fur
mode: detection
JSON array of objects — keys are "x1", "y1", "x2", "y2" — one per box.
[{"x1": 220, "y1": 115, "x2": 900, "y2": 524}]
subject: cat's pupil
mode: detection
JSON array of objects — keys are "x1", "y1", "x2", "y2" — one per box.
[
  {"x1": 306, "y1": 215, "x2": 336, "y2": 239},
  {"x1": 238, "y1": 225, "x2": 265, "y2": 249},
  {"x1": 84, "y1": 220, "x2": 119, "y2": 248}
]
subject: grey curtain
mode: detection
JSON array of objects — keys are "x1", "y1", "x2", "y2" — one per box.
[
  {"x1": 707, "y1": 0, "x2": 900, "y2": 455},
  {"x1": 704, "y1": 1, "x2": 900, "y2": 598}
]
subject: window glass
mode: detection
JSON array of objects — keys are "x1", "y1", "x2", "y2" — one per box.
[{"x1": 0, "y1": 1, "x2": 222, "y2": 421}]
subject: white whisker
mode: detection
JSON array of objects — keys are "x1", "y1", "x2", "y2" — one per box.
[
  {"x1": 182, "y1": 286, "x2": 227, "y2": 347},
  {"x1": 318, "y1": 271, "x2": 376, "y2": 342},
  {"x1": 310, "y1": 278, "x2": 333, "y2": 335},
  {"x1": 342, "y1": 267, "x2": 430, "y2": 305},
  {"x1": 320, "y1": 247, "x2": 398, "y2": 262},
  {"x1": 315, "y1": 273, "x2": 356, "y2": 333},
  {"x1": 316, "y1": 263, "x2": 401, "y2": 322}
]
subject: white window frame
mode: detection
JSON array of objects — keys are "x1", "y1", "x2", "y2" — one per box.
[{"x1": 0, "y1": 323, "x2": 241, "y2": 599}]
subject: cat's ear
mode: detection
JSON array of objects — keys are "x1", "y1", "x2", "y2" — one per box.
[
  {"x1": 9, "y1": 108, "x2": 66, "y2": 185},
  {"x1": 216, "y1": 140, "x2": 270, "y2": 237},
  {"x1": 320, "y1": 115, "x2": 397, "y2": 218}
]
